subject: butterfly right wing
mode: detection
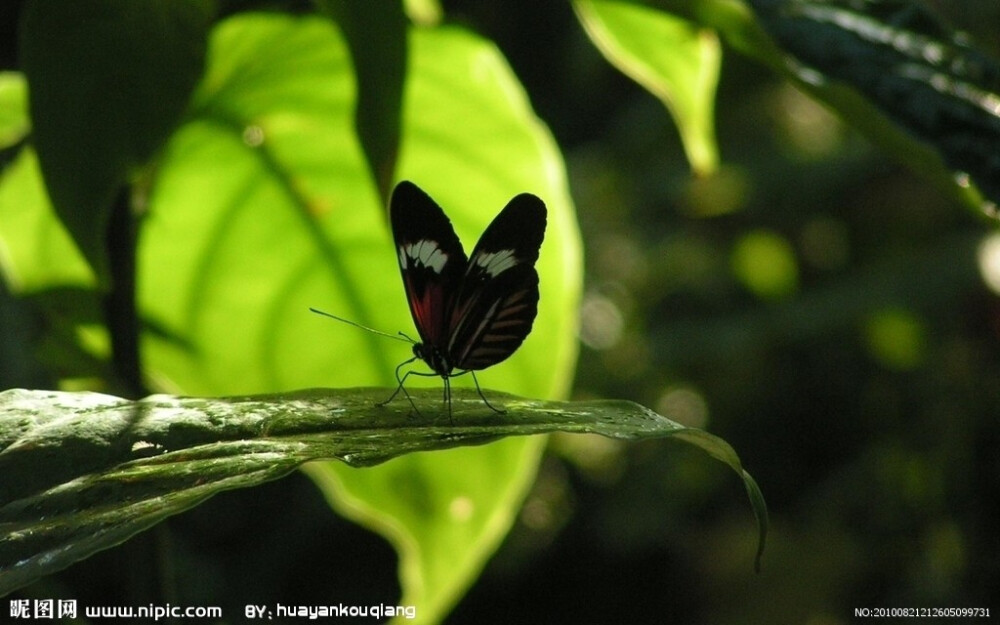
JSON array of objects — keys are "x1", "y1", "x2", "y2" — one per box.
[
  {"x1": 447, "y1": 192, "x2": 547, "y2": 371},
  {"x1": 389, "y1": 181, "x2": 469, "y2": 352}
]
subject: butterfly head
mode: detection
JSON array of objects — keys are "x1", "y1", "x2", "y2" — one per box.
[{"x1": 413, "y1": 342, "x2": 452, "y2": 377}]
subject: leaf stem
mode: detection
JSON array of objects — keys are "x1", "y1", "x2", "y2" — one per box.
[{"x1": 103, "y1": 187, "x2": 147, "y2": 399}]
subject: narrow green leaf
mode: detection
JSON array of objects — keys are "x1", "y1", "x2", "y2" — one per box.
[
  {"x1": 575, "y1": 0, "x2": 721, "y2": 175},
  {"x1": 315, "y1": 0, "x2": 407, "y2": 200},
  {"x1": 19, "y1": 0, "x2": 211, "y2": 283},
  {"x1": 0, "y1": 387, "x2": 767, "y2": 596}
]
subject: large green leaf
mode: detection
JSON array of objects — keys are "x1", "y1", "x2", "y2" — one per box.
[
  {"x1": 0, "y1": 388, "x2": 767, "y2": 598},
  {"x1": 574, "y1": 0, "x2": 721, "y2": 175},
  {"x1": 134, "y1": 14, "x2": 582, "y2": 622},
  {"x1": 18, "y1": 0, "x2": 210, "y2": 283}
]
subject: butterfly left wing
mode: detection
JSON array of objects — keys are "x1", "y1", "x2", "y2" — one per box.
[
  {"x1": 390, "y1": 181, "x2": 469, "y2": 351},
  {"x1": 447, "y1": 192, "x2": 547, "y2": 371}
]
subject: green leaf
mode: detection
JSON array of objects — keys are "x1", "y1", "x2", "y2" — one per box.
[
  {"x1": 574, "y1": 0, "x2": 721, "y2": 175},
  {"x1": 0, "y1": 73, "x2": 97, "y2": 294},
  {"x1": 0, "y1": 387, "x2": 768, "y2": 596},
  {"x1": 404, "y1": 0, "x2": 443, "y2": 26},
  {"x1": 0, "y1": 148, "x2": 96, "y2": 292},
  {"x1": 314, "y1": 0, "x2": 407, "y2": 200},
  {"x1": 18, "y1": 0, "x2": 211, "y2": 284},
  {"x1": 748, "y1": 0, "x2": 1000, "y2": 208},
  {"x1": 0, "y1": 72, "x2": 29, "y2": 150},
  {"x1": 133, "y1": 14, "x2": 582, "y2": 622},
  {"x1": 303, "y1": 437, "x2": 546, "y2": 620},
  {"x1": 670, "y1": 0, "x2": 999, "y2": 213}
]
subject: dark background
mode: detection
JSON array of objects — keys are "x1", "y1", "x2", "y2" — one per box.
[{"x1": 3, "y1": 1, "x2": 999, "y2": 623}]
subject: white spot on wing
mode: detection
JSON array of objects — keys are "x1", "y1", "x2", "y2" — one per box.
[
  {"x1": 401, "y1": 240, "x2": 448, "y2": 273},
  {"x1": 475, "y1": 249, "x2": 517, "y2": 276}
]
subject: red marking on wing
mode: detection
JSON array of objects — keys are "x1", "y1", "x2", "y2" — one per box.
[{"x1": 405, "y1": 274, "x2": 447, "y2": 345}]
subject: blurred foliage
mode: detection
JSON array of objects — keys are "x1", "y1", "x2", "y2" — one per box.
[
  {"x1": 2, "y1": 0, "x2": 999, "y2": 623},
  {"x1": 448, "y1": 0, "x2": 999, "y2": 623}
]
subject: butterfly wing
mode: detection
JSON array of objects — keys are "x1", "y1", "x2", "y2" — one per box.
[
  {"x1": 389, "y1": 181, "x2": 468, "y2": 351},
  {"x1": 447, "y1": 193, "x2": 547, "y2": 371}
]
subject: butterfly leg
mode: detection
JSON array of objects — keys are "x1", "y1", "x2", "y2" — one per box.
[
  {"x1": 470, "y1": 371, "x2": 506, "y2": 415},
  {"x1": 379, "y1": 355, "x2": 423, "y2": 416},
  {"x1": 443, "y1": 375, "x2": 453, "y2": 424}
]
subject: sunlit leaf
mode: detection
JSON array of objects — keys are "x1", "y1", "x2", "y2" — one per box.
[
  {"x1": 0, "y1": 149, "x2": 96, "y2": 292},
  {"x1": 574, "y1": 0, "x2": 721, "y2": 175},
  {"x1": 136, "y1": 14, "x2": 582, "y2": 621},
  {"x1": 0, "y1": 72, "x2": 29, "y2": 149}
]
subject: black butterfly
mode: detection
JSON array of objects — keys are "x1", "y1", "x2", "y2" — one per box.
[{"x1": 312, "y1": 180, "x2": 546, "y2": 417}]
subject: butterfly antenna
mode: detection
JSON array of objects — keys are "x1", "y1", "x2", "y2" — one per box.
[{"x1": 309, "y1": 307, "x2": 413, "y2": 344}]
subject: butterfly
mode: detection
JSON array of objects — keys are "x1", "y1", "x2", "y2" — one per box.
[{"x1": 312, "y1": 180, "x2": 546, "y2": 418}]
